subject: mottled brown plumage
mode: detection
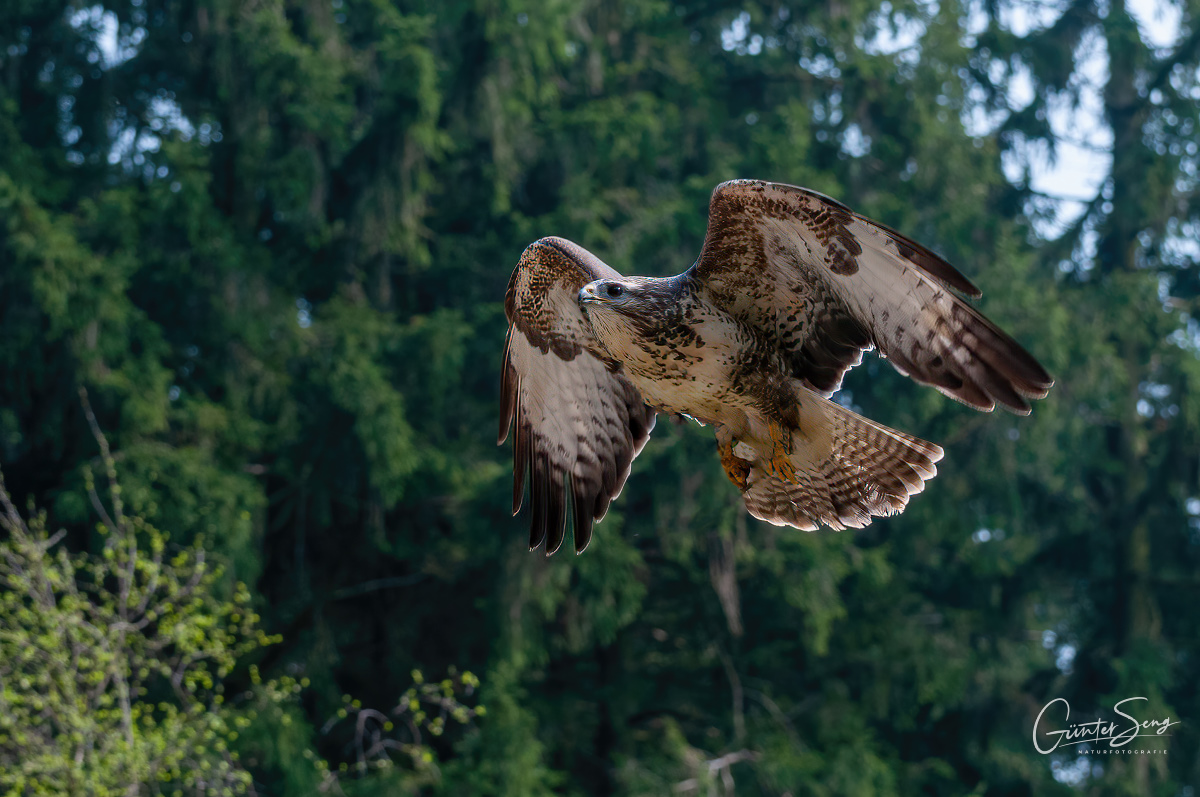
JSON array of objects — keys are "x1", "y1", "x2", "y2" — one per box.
[
  {"x1": 499, "y1": 180, "x2": 1053, "y2": 553},
  {"x1": 498, "y1": 239, "x2": 656, "y2": 554}
]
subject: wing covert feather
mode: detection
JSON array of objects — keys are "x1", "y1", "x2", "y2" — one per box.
[
  {"x1": 499, "y1": 238, "x2": 656, "y2": 554},
  {"x1": 690, "y1": 180, "x2": 1053, "y2": 412}
]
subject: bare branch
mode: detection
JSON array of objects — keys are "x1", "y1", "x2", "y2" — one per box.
[
  {"x1": 672, "y1": 749, "x2": 759, "y2": 794},
  {"x1": 743, "y1": 688, "x2": 801, "y2": 745},
  {"x1": 716, "y1": 648, "x2": 745, "y2": 745},
  {"x1": 133, "y1": 544, "x2": 164, "y2": 620},
  {"x1": 1025, "y1": 186, "x2": 1101, "y2": 203},
  {"x1": 0, "y1": 461, "x2": 28, "y2": 535},
  {"x1": 78, "y1": 388, "x2": 126, "y2": 532},
  {"x1": 85, "y1": 476, "x2": 120, "y2": 539},
  {"x1": 708, "y1": 534, "x2": 742, "y2": 637}
]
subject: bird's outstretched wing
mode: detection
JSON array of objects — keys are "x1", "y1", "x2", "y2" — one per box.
[
  {"x1": 690, "y1": 180, "x2": 1053, "y2": 411},
  {"x1": 499, "y1": 237, "x2": 657, "y2": 555}
]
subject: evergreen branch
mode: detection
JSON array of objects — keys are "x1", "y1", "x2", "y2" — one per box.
[
  {"x1": 1047, "y1": 135, "x2": 1113, "y2": 154},
  {"x1": 1145, "y1": 23, "x2": 1200, "y2": 100},
  {"x1": 1025, "y1": 187, "x2": 1099, "y2": 203},
  {"x1": 1041, "y1": 189, "x2": 1108, "y2": 257}
]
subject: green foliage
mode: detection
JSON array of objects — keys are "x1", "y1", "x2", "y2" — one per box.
[
  {"x1": 0, "y1": 413, "x2": 480, "y2": 795},
  {"x1": 0, "y1": 456, "x2": 265, "y2": 795}
]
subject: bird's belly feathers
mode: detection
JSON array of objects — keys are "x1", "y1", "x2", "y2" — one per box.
[
  {"x1": 627, "y1": 369, "x2": 726, "y2": 421},
  {"x1": 619, "y1": 312, "x2": 764, "y2": 425}
]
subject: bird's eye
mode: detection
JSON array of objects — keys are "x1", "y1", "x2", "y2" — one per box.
[{"x1": 606, "y1": 284, "x2": 624, "y2": 299}]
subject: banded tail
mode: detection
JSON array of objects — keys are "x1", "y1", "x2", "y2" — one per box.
[{"x1": 727, "y1": 384, "x2": 943, "y2": 530}]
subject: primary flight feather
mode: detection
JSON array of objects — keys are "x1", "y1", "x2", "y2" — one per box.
[{"x1": 498, "y1": 180, "x2": 1053, "y2": 554}]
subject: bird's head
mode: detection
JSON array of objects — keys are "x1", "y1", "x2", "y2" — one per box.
[
  {"x1": 578, "y1": 278, "x2": 639, "y2": 308},
  {"x1": 578, "y1": 277, "x2": 676, "y2": 354}
]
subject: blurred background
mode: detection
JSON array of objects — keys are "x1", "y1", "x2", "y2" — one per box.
[{"x1": 2, "y1": 0, "x2": 1199, "y2": 794}]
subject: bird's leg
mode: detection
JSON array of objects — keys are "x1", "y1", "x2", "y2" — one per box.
[
  {"x1": 750, "y1": 376, "x2": 800, "y2": 484},
  {"x1": 715, "y1": 426, "x2": 752, "y2": 491},
  {"x1": 763, "y1": 420, "x2": 798, "y2": 483}
]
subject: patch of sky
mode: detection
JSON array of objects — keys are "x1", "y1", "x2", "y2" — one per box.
[
  {"x1": 721, "y1": 11, "x2": 764, "y2": 56},
  {"x1": 1128, "y1": 0, "x2": 1182, "y2": 51},
  {"x1": 1056, "y1": 642, "x2": 1076, "y2": 673},
  {"x1": 717, "y1": 10, "x2": 792, "y2": 60},
  {"x1": 857, "y1": 0, "x2": 928, "y2": 70},
  {"x1": 972, "y1": 527, "x2": 1005, "y2": 543},
  {"x1": 832, "y1": 391, "x2": 863, "y2": 414},
  {"x1": 954, "y1": 0, "x2": 1191, "y2": 257},
  {"x1": 810, "y1": 91, "x2": 843, "y2": 126},
  {"x1": 998, "y1": 0, "x2": 1069, "y2": 36},
  {"x1": 1167, "y1": 314, "x2": 1200, "y2": 352},
  {"x1": 990, "y1": 0, "x2": 1184, "y2": 264},
  {"x1": 1038, "y1": 627, "x2": 1076, "y2": 674},
  {"x1": 70, "y1": 4, "x2": 144, "y2": 69},
  {"x1": 962, "y1": 59, "x2": 1037, "y2": 139},
  {"x1": 69, "y1": 2, "x2": 202, "y2": 174},
  {"x1": 1015, "y1": 29, "x2": 1111, "y2": 241},
  {"x1": 1136, "y1": 380, "x2": 1178, "y2": 419},
  {"x1": 840, "y1": 123, "x2": 871, "y2": 157},
  {"x1": 799, "y1": 51, "x2": 841, "y2": 78},
  {"x1": 959, "y1": 0, "x2": 988, "y2": 46},
  {"x1": 1051, "y1": 755, "x2": 1101, "y2": 787},
  {"x1": 297, "y1": 298, "x2": 313, "y2": 329},
  {"x1": 149, "y1": 95, "x2": 197, "y2": 140}
]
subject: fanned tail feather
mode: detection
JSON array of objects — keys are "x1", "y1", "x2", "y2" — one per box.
[{"x1": 739, "y1": 384, "x2": 943, "y2": 530}]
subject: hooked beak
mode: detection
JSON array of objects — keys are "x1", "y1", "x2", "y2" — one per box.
[{"x1": 578, "y1": 282, "x2": 602, "y2": 305}]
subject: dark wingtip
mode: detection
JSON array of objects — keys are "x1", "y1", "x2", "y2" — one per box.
[
  {"x1": 573, "y1": 521, "x2": 593, "y2": 554},
  {"x1": 889, "y1": 235, "x2": 982, "y2": 298},
  {"x1": 1004, "y1": 399, "x2": 1033, "y2": 416},
  {"x1": 499, "y1": 331, "x2": 518, "y2": 445},
  {"x1": 529, "y1": 525, "x2": 545, "y2": 552},
  {"x1": 511, "y1": 419, "x2": 528, "y2": 516},
  {"x1": 572, "y1": 484, "x2": 594, "y2": 554},
  {"x1": 528, "y1": 457, "x2": 547, "y2": 550},
  {"x1": 544, "y1": 524, "x2": 567, "y2": 556},
  {"x1": 541, "y1": 472, "x2": 568, "y2": 556}
]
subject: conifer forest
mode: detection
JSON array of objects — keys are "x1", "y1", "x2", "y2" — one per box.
[{"x1": 2, "y1": 0, "x2": 1200, "y2": 794}]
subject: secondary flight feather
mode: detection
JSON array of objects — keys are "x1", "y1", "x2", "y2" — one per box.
[{"x1": 498, "y1": 180, "x2": 1053, "y2": 554}]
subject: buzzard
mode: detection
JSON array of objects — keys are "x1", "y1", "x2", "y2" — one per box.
[{"x1": 499, "y1": 180, "x2": 1053, "y2": 554}]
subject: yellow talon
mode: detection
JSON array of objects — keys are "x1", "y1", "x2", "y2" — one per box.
[
  {"x1": 766, "y1": 423, "x2": 797, "y2": 482},
  {"x1": 767, "y1": 451, "x2": 798, "y2": 482},
  {"x1": 718, "y1": 436, "x2": 752, "y2": 491}
]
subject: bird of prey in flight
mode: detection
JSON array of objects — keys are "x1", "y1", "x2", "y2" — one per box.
[{"x1": 498, "y1": 180, "x2": 1053, "y2": 554}]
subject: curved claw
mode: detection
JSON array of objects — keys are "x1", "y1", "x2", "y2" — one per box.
[{"x1": 718, "y1": 434, "x2": 753, "y2": 491}]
